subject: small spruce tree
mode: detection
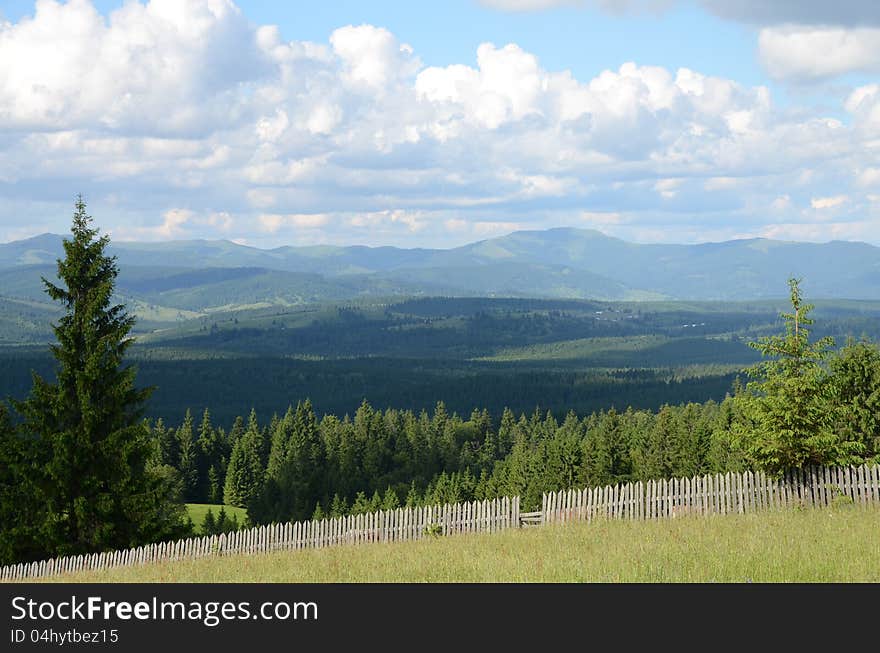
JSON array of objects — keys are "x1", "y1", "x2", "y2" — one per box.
[
  {"x1": 201, "y1": 509, "x2": 217, "y2": 536},
  {"x1": 382, "y1": 486, "x2": 400, "y2": 511},
  {"x1": 329, "y1": 493, "x2": 348, "y2": 517},
  {"x1": 734, "y1": 278, "x2": 864, "y2": 475}
]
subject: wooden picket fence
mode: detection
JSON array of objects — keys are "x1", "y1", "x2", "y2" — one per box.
[
  {"x1": 542, "y1": 464, "x2": 880, "y2": 524},
  {"x1": 3, "y1": 464, "x2": 878, "y2": 581},
  {"x1": 0, "y1": 496, "x2": 520, "y2": 581}
]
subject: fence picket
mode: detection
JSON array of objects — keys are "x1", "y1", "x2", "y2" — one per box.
[{"x1": 869, "y1": 464, "x2": 880, "y2": 501}]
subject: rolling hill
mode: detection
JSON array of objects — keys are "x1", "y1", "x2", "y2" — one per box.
[{"x1": 2, "y1": 228, "x2": 880, "y2": 314}]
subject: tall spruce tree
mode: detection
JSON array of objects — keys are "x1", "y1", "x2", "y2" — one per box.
[{"x1": 13, "y1": 197, "x2": 187, "y2": 558}]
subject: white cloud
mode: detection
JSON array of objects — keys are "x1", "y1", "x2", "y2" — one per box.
[
  {"x1": 255, "y1": 109, "x2": 290, "y2": 142},
  {"x1": 416, "y1": 42, "x2": 547, "y2": 129},
  {"x1": 856, "y1": 168, "x2": 880, "y2": 188},
  {"x1": 0, "y1": 0, "x2": 268, "y2": 133},
  {"x1": 654, "y1": 178, "x2": 681, "y2": 199},
  {"x1": 1, "y1": 1, "x2": 879, "y2": 247},
  {"x1": 330, "y1": 25, "x2": 420, "y2": 90},
  {"x1": 156, "y1": 208, "x2": 193, "y2": 238},
  {"x1": 810, "y1": 195, "x2": 848, "y2": 210},
  {"x1": 258, "y1": 212, "x2": 330, "y2": 233},
  {"x1": 845, "y1": 84, "x2": 880, "y2": 135},
  {"x1": 349, "y1": 209, "x2": 426, "y2": 233},
  {"x1": 770, "y1": 195, "x2": 791, "y2": 212},
  {"x1": 483, "y1": 1, "x2": 880, "y2": 84},
  {"x1": 758, "y1": 27, "x2": 880, "y2": 81}
]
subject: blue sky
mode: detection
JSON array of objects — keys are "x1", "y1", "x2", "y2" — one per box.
[
  {"x1": 3, "y1": 1, "x2": 759, "y2": 80},
  {"x1": 1, "y1": 0, "x2": 879, "y2": 248}
]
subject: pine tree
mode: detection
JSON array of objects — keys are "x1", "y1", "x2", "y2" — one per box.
[
  {"x1": 497, "y1": 407, "x2": 517, "y2": 457},
  {"x1": 227, "y1": 415, "x2": 245, "y2": 452},
  {"x1": 152, "y1": 417, "x2": 176, "y2": 467},
  {"x1": 369, "y1": 489, "x2": 382, "y2": 512},
  {"x1": 256, "y1": 399, "x2": 325, "y2": 523},
  {"x1": 542, "y1": 411, "x2": 583, "y2": 490},
  {"x1": 707, "y1": 394, "x2": 748, "y2": 473},
  {"x1": 329, "y1": 493, "x2": 348, "y2": 517},
  {"x1": 215, "y1": 506, "x2": 229, "y2": 533},
  {"x1": 266, "y1": 405, "x2": 295, "y2": 481},
  {"x1": 201, "y1": 509, "x2": 217, "y2": 536},
  {"x1": 734, "y1": 278, "x2": 864, "y2": 474},
  {"x1": 0, "y1": 405, "x2": 46, "y2": 564},
  {"x1": 350, "y1": 491, "x2": 370, "y2": 515},
  {"x1": 207, "y1": 465, "x2": 222, "y2": 504},
  {"x1": 382, "y1": 486, "x2": 400, "y2": 510},
  {"x1": 223, "y1": 410, "x2": 265, "y2": 508},
  {"x1": 196, "y1": 407, "x2": 224, "y2": 502},
  {"x1": 12, "y1": 197, "x2": 187, "y2": 557},
  {"x1": 828, "y1": 338, "x2": 880, "y2": 460},
  {"x1": 404, "y1": 481, "x2": 421, "y2": 507},
  {"x1": 176, "y1": 409, "x2": 198, "y2": 500}
]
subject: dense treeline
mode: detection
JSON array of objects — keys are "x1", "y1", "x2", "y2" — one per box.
[
  {"x1": 151, "y1": 339, "x2": 879, "y2": 523},
  {"x1": 150, "y1": 397, "x2": 746, "y2": 519},
  {"x1": 0, "y1": 353, "x2": 742, "y2": 428}
]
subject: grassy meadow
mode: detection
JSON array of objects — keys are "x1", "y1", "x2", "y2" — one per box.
[
  {"x1": 185, "y1": 504, "x2": 248, "y2": 532},
  {"x1": 39, "y1": 504, "x2": 880, "y2": 583}
]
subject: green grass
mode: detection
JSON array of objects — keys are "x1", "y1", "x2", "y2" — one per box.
[
  {"x1": 479, "y1": 335, "x2": 670, "y2": 361},
  {"x1": 41, "y1": 504, "x2": 880, "y2": 583},
  {"x1": 185, "y1": 504, "x2": 248, "y2": 532}
]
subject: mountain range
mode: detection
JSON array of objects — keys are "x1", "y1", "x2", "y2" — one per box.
[{"x1": 2, "y1": 228, "x2": 879, "y2": 311}]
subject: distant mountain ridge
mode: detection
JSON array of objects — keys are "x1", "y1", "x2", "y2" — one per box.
[{"x1": 2, "y1": 227, "x2": 879, "y2": 302}]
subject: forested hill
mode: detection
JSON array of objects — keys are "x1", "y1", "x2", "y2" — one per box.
[{"x1": 3, "y1": 228, "x2": 880, "y2": 302}]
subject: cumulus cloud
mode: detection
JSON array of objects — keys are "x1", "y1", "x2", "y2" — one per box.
[
  {"x1": 758, "y1": 27, "x2": 880, "y2": 81},
  {"x1": 810, "y1": 195, "x2": 848, "y2": 210},
  {"x1": 0, "y1": 0, "x2": 878, "y2": 247},
  {"x1": 0, "y1": 0, "x2": 269, "y2": 134},
  {"x1": 330, "y1": 24, "x2": 421, "y2": 89},
  {"x1": 845, "y1": 84, "x2": 880, "y2": 134}
]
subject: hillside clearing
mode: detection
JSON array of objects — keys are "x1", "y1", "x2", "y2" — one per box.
[
  {"x1": 36, "y1": 505, "x2": 880, "y2": 583},
  {"x1": 185, "y1": 504, "x2": 248, "y2": 532}
]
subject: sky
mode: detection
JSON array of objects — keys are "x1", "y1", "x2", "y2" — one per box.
[{"x1": 1, "y1": 1, "x2": 880, "y2": 249}]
